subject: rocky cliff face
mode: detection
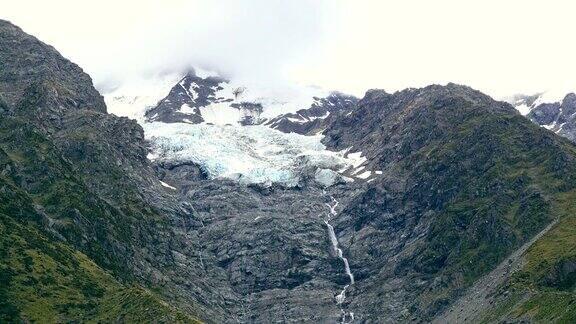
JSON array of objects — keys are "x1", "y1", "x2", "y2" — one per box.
[
  {"x1": 143, "y1": 71, "x2": 279, "y2": 126},
  {"x1": 145, "y1": 71, "x2": 237, "y2": 124},
  {"x1": 0, "y1": 21, "x2": 105, "y2": 115},
  {"x1": 528, "y1": 93, "x2": 576, "y2": 142},
  {"x1": 1, "y1": 19, "x2": 575, "y2": 323}
]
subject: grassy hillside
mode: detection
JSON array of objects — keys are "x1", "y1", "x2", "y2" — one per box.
[
  {"x1": 479, "y1": 190, "x2": 576, "y2": 323},
  {"x1": 0, "y1": 176, "x2": 200, "y2": 323},
  {"x1": 403, "y1": 93, "x2": 576, "y2": 320}
]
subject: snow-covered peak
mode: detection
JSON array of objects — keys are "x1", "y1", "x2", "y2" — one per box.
[
  {"x1": 506, "y1": 93, "x2": 542, "y2": 116},
  {"x1": 142, "y1": 69, "x2": 329, "y2": 126},
  {"x1": 507, "y1": 90, "x2": 576, "y2": 142}
]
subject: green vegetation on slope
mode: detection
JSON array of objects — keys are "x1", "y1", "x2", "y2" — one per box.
[
  {"x1": 0, "y1": 179, "x2": 200, "y2": 323},
  {"x1": 0, "y1": 113, "x2": 203, "y2": 322},
  {"x1": 0, "y1": 116, "x2": 127, "y2": 275},
  {"x1": 480, "y1": 190, "x2": 576, "y2": 323},
  {"x1": 382, "y1": 93, "x2": 576, "y2": 319},
  {"x1": 0, "y1": 20, "x2": 210, "y2": 322},
  {"x1": 413, "y1": 112, "x2": 565, "y2": 278}
]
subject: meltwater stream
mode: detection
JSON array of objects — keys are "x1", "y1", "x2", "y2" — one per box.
[{"x1": 324, "y1": 195, "x2": 355, "y2": 323}]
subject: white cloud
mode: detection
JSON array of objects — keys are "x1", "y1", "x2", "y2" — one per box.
[
  {"x1": 290, "y1": 0, "x2": 576, "y2": 98},
  {"x1": 3, "y1": 0, "x2": 576, "y2": 99},
  {"x1": 2, "y1": 0, "x2": 328, "y2": 91}
]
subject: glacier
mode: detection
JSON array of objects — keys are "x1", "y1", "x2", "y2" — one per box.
[
  {"x1": 103, "y1": 67, "x2": 376, "y2": 187},
  {"x1": 144, "y1": 122, "x2": 360, "y2": 187}
]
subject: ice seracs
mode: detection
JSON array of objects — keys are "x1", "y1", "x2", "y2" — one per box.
[
  {"x1": 104, "y1": 67, "x2": 383, "y2": 187},
  {"x1": 144, "y1": 122, "x2": 361, "y2": 187},
  {"x1": 315, "y1": 169, "x2": 353, "y2": 187}
]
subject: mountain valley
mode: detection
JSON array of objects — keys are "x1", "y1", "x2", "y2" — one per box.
[{"x1": 0, "y1": 19, "x2": 575, "y2": 324}]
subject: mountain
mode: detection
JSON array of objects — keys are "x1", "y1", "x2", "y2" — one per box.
[
  {"x1": 511, "y1": 92, "x2": 576, "y2": 142},
  {"x1": 141, "y1": 69, "x2": 358, "y2": 132},
  {"x1": 1, "y1": 19, "x2": 575, "y2": 323},
  {"x1": 318, "y1": 84, "x2": 576, "y2": 322},
  {"x1": 144, "y1": 78, "x2": 576, "y2": 322},
  {"x1": 264, "y1": 92, "x2": 358, "y2": 135},
  {"x1": 0, "y1": 19, "x2": 208, "y2": 322},
  {"x1": 144, "y1": 71, "x2": 251, "y2": 125}
]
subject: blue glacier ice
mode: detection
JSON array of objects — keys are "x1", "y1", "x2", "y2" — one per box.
[{"x1": 144, "y1": 122, "x2": 359, "y2": 186}]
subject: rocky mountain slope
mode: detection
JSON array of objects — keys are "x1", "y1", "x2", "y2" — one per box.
[
  {"x1": 314, "y1": 84, "x2": 576, "y2": 322},
  {"x1": 0, "y1": 19, "x2": 211, "y2": 322},
  {"x1": 1, "y1": 19, "x2": 575, "y2": 323}
]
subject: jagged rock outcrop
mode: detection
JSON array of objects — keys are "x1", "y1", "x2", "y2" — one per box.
[
  {"x1": 529, "y1": 93, "x2": 576, "y2": 142},
  {"x1": 526, "y1": 93, "x2": 576, "y2": 128}
]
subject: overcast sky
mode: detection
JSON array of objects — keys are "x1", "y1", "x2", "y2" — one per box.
[{"x1": 3, "y1": 0, "x2": 576, "y2": 98}]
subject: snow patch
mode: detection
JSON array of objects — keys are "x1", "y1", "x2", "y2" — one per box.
[
  {"x1": 199, "y1": 103, "x2": 243, "y2": 125},
  {"x1": 159, "y1": 181, "x2": 176, "y2": 190},
  {"x1": 179, "y1": 104, "x2": 196, "y2": 114},
  {"x1": 543, "y1": 122, "x2": 556, "y2": 130},
  {"x1": 351, "y1": 165, "x2": 365, "y2": 176},
  {"x1": 187, "y1": 83, "x2": 198, "y2": 100},
  {"x1": 515, "y1": 103, "x2": 531, "y2": 116},
  {"x1": 356, "y1": 170, "x2": 372, "y2": 179},
  {"x1": 307, "y1": 111, "x2": 330, "y2": 121},
  {"x1": 202, "y1": 77, "x2": 328, "y2": 120},
  {"x1": 346, "y1": 151, "x2": 367, "y2": 168},
  {"x1": 286, "y1": 116, "x2": 308, "y2": 123}
]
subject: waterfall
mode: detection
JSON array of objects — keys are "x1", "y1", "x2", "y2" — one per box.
[{"x1": 324, "y1": 196, "x2": 356, "y2": 323}]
